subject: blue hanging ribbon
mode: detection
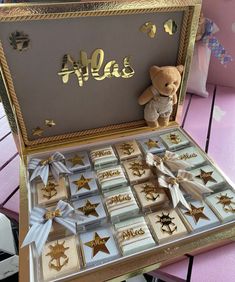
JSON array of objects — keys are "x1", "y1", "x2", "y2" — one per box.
[{"x1": 201, "y1": 18, "x2": 233, "y2": 65}]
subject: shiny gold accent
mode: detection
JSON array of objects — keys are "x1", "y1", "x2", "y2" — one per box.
[
  {"x1": 39, "y1": 156, "x2": 52, "y2": 166},
  {"x1": 46, "y1": 240, "x2": 69, "y2": 271},
  {"x1": 196, "y1": 169, "x2": 217, "y2": 185},
  {"x1": 168, "y1": 133, "x2": 181, "y2": 144},
  {"x1": 120, "y1": 143, "x2": 135, "y2": 155},
  {"x1": 78, "y1": 200, "x2": 99, "y2": 217},
  {"x1": 140, "y1": 22, "x2": 157, "y2": 38},
  {"x1": 156, "y1": 212, "x2": 177, "y2": 235},
  {"x1": 9, "y1": 31, "x2": 29, "y2": 51},
  {"x1": 216, "y1": 194, "x2": 235, "y2": 213},
  {"x1": 99, "y1": 169, "x2": 121, "y2": 181},
  {"x1": 109, "y1": 194, "x2": 131, "y2": 205},
  {"x1": 141, "y1": 183, "x2": 160, "y2": 201},
  {"x1": 164, "y1": 19, "x2": 177, "y2": 35},
  {"x1": 85, "y1": 232, "x2": 110, "y2": 258},
  {"x1": 93, "y1": 149, "x2": 112, "y2": 158},
  {"x1": 163, "y1": 246, "x2": 179, "y2": 255},
  {"x1": 73, "y1": 175, "x2": 92, "y2": 191},
  {"x1": 45, "y1": 119, "x2": 56, "y2": 127},
  {"x1": 128, "y1": 160, "x2": 147, "y2": 177},
  {"x1": 67, "y1": 154, "x2": 84, "y2": 167},
  {"x1": 145, "y1": 138, "x2": 160, "y2": 149},
  {"x1": 32, "y1": 126, "x2": 44, "y2": 137},
  {"x1": 179, "y1": 152, "x2": 197, "y2": 160},
  {"x1": 185, "y1": 204, "x2": 209, "y2": 224},
  {"x1": 58, "y1": 49, "x2": 135, "y2": 87},
  {"x1": 44, "y1": 209, "x2": 61, "y2": 220},
  {"x1": 122, "y1": 228, "x2": 145, "y2": 241},
  {"x1": 41, "y1": 181, "x2": 58, "y2": 200},
  {"x1": 0, "y1": 1, "x2": 200, "y2": 149}
]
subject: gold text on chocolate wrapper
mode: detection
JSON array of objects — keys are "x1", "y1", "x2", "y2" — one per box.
[
  {"x1": 122, "y1": 228, "x2": 145, "y2": 241},
  {"x1": 109, "y1": 194, "x2": 131, "y2": 204},
  {"x1": 58, "y1": 49, "x2": 135, "y2": 87}
]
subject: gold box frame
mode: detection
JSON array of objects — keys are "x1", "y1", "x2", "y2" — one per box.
[{"x1": 1, "y1": 1, "x2": 235, "y2": 282}]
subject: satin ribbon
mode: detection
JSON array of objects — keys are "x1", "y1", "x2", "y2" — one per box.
[
  {"x1": 146, "y1": 151, "x2": 190, "y2": 175},
  {"x1": 201, "y1": 18, "x2": 233, "y2": 65},
  {"x1": 22, "y1": 200, "x2": 79, "y2": 254},
  {"x1": 28, "y1": 152, "x2": 72, "y2": 186},
  {"x1": 158, "y1": 170, "x2": 212, "y2": 210}
]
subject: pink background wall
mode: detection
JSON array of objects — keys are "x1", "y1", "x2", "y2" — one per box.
[{"x1": 203, "y1": 0, "x2": 235, "y2": 88}]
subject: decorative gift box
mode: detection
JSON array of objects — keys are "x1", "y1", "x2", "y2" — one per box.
[{"x1": 1, "y1": 1, "x2": 235, "y2": 282}]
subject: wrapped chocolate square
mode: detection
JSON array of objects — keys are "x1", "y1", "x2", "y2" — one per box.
[
  {"x1": 80, "y1": 227, "x2": 120, "y2": 267},
  {"x1": 147, "y1": 209, "x2": 188, "y2": 243},
  {"x1": 138, "y1": 136, "x2": 166, "y2": 155},
  {"x1": 175, "y1": 146, "x2": 206, "y2": 168},
  {"x1": 160, "y1": 130, "x2": 189, "y2": 150},
  {"x1": 133, "y1": 180, "x2": 168, "y2": 211},
  {"x1": 65, "y1": 151, "x2": 91, "y2": 172},
  {"x1": 190, "y1": 165, "x2": 225, "y2": 189},
  {"x1": 114, "y1": 216, "x2": 156, "y2": 256},
  {"x1": 90, "y1": 146, "x2": 118, "y2": 169},
  {"x1": 68, "y1": 171, "x2": 98, "y2": 199},
  {"x1": 97, "y1": 165, "x2": 128, "y2": 191},
  {"x1": 104, "y1": 186, "x2": 139, "y2": 223},
  {"x1": 178, "y1": 200, "x2": 220, "y2": 232},
  {"x1": 123, "y1": 158, "x2": 153, "y2": 184},
  {"x1": 41, "y1": 235, "x2": 80, "y2": 281},
  {"x1": 115, "y1": 140, "x2": 142, "y2": 160},
  {"x1": 72, "y1": 195, "x2": 107, "y2": 228},
  {"x1": 35, "y1": 177, "x2": 68, "y2": 206},
  {"x1": 206, "y1": 189, "x2": 235, "y2": 222}
]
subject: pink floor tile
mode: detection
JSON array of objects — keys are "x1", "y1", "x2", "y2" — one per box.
[
  {"x1": 0, "y1": 116, "x2": 10, "y2": 140},
  {"x1": 0, "y1": 156, "x2": 19, "y2": 203},
  {"x1": 0, "y1": 134, "x2": 17, "y2": 168},
  {"x1": 183, "y1": 84, "x2": 215, "y2": 149},
  {"x1": 3, "y1": 189, "x2": 19, "y2": 213},
  {"x1": 208, "y1": 86, "x2": 235, "y2": 183}
]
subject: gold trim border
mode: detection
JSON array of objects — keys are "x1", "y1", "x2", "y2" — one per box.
[{"x1": 0, "y1": 3, "x2": 197, "y2": 148}]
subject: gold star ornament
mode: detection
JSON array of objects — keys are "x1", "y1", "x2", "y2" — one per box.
[
  {"x1": 196, "y1": 169, "x2": 217, "y2": 185},
  {"x1": 185, "y1": 203, "x2": 209, "y2": 224},
  {"x1": 78, "y1": 200, "x2": 99, "y2": 217},
  {"x1": 85, "y1": 232, "x2": 110, "y2": 257},
  {"x1": 145, "y1": 138, "x2": 160, "y2": 149},
  {"x1": 32, "y1": 127, "x2": 44, "y2": 137},
  {"x1": 67, "y1": 154, "x2": 84, "y2": 167},
  {"x1": 73, "y1": 175, "x2": 92, "y2": 191}
]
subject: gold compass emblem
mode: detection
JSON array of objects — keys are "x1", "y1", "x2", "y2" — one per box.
[{"x1": 46, "y1": 241, "x2": 69, "y2": 271}]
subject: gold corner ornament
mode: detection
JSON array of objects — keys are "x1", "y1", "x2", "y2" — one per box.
[
  {"x1": 140, "y1": 22, "x2": 157, "y2": 38},
  {"x1": 164, "y1": 19, "x2": 178, "y2": 35},
  {"x1": 58, "y1": 49, "x2": 135, "y2": 87},
  {"x1": 45, "y1": 119, "x2": 56, "y2": 127},
  {"x1": 9, "y1": 31, "x2": 30, "y2": 51},
  {"x1": 32, "y1": 127, "x2": 44, "y2": 137}
]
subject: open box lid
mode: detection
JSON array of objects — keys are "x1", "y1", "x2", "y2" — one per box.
[{"x1": 0, "y1": 0, "x2": 201, "y2": 154}]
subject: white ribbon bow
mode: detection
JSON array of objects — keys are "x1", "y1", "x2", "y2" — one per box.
[
  {"x1": 159, "y1": 170, "x2": 212, "y2": 210},
  {"x1": 146, "y1": 151, "x2": 190, "y2": 175},
  {"x1": 22, "y1": 200, "x2": 78, "y2": 254},
  {"x1": 28, "y1": 152, "x2": 72, "y2": 186}
]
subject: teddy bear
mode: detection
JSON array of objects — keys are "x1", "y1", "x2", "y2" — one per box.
[{"x1": 138, "y1": 65, "x2": 184, "y2": 127}]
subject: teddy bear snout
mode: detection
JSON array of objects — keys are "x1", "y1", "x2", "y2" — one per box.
[{"x1": 166, "y1": 83, "x2": 176, "y2": 94}]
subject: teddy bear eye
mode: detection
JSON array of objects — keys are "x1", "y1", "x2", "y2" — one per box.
[
  {"x1": 174, "y1": 81, "x2": 178, "y2": 85},
  {"x1": 165, "y1": 83, "x2": 169, "y2": 87}
]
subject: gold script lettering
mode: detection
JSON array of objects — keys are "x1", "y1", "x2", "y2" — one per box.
[
  {"x1": 122, "y1": 228, "x2": 145, "y2": 241},
  {"x1": 58, "y1": 49, "x2": 135, "y2": 86}
]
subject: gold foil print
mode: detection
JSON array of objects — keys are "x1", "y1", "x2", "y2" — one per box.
[
  {"x1": 109, "y1": 194, "x2": 131, "y2": 205},
  {"x1": 179, "y1": 153, "x2": 197, "y2": 160},
  {"x1": 85, "y1": 232, "x2": 110, "y2": 258},
  {"x1": 184, "y1": 204, "x2": 209, "y2": 224},
  {"x1": 122, "y1": 228, "x2": 145, "y2": 241},
  {"x1": 73, "y1": 175, "x2": 92, "y2": 191},
  {"x1": 67, "y1": 154, "x2": 84, "y2": 167},
  {"x1": 140, "y1": 22, "x2": 157, "y2": 38},
  {"x1": 32, "y1": 127, "x2": 44, "y2": 137},
  {"x1": 168, "y1": 133, "x2": 181, "y2": 144},
  {"x1": 120, "y1": 143, "x2": 135, "y2": 155},
  {"x1": 9, "y1": 31, "x2": 30, "y2": 51},
  {"x1": 44, "y1": 209, "x2": 61, "y2": 220},
  {"x1": 99, "y1": 170, "x2": 121, "y2": 181},
  {"x1": 164, "y1": 19, "x2": 177, "y2": 35},
  {"x1": 196, "y1": 169, "x2": 217, "y2": 185},
  {"x1": 78, "y1": 200, "x2": 99, "y2": 217},
  {"x1": 58, "y1": 49, "x2": 135, "y2": 87},
  {"x1": 141, "y1": 183, "x2": 160, "y2": 201},
  {"x1": 41, "y1": 182, "x2": 58, "y2": 200},
  {"x1": 128, "y1": 161, "x2": 147, "y2": 177},
  {"x1": 156, "y1": 212, "x2": 177, "y2": 235},
  {"x1": 216, "y1": 193, "x2": 235, "y2": 213},
  {"x1": 46, "y1": 241, "x2": 69, "y2": 271},
  {"x1": 45, "y1": 119, "x2": 56, "y2": 127}
]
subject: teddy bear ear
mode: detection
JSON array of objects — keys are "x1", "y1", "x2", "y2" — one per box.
[
  {"x1": 176, "y1": 65, "x2": 184, "y2": 74},
  {"x1": 149, "y1": 66, "x2": 161, "y2": 78}
]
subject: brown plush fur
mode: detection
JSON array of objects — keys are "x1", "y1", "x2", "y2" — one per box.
[{"x1": 138, "y1": 65, "x2": 184, "y2": 128}]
